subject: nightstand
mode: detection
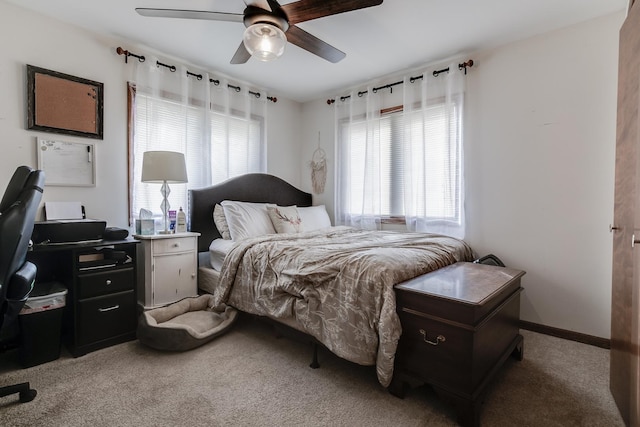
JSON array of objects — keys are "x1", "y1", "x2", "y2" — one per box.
[{"x1": 134, "y1": 232, "x2": 200, "y2": 310}]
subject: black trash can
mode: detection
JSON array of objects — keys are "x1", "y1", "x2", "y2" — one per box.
[{"x1": 18, "y1": 281, "x2": 67, "y2": 368}]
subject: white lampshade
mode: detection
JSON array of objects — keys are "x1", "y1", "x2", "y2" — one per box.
[
  {"x1": 141, "y1": 151, "x2": 188, "y2": 183},
  {"x1": 243, "y1": 23, "x2": 286, "y2": 62}
]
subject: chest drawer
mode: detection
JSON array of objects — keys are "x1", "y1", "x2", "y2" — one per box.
[
  {"x1": 397, "y1": 310, "x2": 473, "y2": 391},
  {"x1": 153, "y1": 237, "x2": 196, "y2": 255},
  {"x1": 77, "y1": 267, "x2": 134, "y2": 299},
  {"x1": 77, "y1": 290, "x2": 136, "y2": 346}
]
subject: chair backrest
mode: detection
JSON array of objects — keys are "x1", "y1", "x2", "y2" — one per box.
[
  {"x1": 0, "y1": 166, "x2": 33, "y2": 214},
  {"x1": 0, "y1": 167, "x2": 44, "y2": 331}
]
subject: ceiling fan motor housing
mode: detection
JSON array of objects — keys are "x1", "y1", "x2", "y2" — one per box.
[{"x1": 243, "y1": 5, "x2": 289, "y2": 32}]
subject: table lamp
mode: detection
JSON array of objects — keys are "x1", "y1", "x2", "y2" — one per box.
[{"x1": 141, "y1": 151, "x2": 188, "y2": 234}]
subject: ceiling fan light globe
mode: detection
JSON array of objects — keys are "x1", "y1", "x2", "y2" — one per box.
[{"x1": 243, "y1": 23, "x2": 286, "y2": 62}]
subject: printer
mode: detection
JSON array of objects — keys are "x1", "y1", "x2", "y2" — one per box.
[
  {"x1": 31, "y1": 202, "x2": 106, "y2": 245},
  {"x1": 32, "y1": 219, "x2": 107, "y2": 244}
]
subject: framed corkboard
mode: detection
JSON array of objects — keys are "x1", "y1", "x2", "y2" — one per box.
[{"x1": 27, "y1": 65, "x2": 103, "y2": 139}]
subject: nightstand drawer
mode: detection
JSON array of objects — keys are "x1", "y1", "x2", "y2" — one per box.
[
  {"x1": 77, "y1": 267, "x2": 134, "y2": 299},
  {"x1": 153, "y1": 237, "x2": 196, "y2": 255},
  {"x1": 77, "y1": 290, "x2": 136, "y2": 346}
]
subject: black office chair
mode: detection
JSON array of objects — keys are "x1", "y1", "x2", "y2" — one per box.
[{"x1": 0, "y1": 166, "x2": 44, "y2": 403}]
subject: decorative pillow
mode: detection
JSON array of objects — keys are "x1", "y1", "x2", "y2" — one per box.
[
  {"x1": 298, "y1": 205, "x2": 332, "y2": 231},
  {"x1": 220, "y1": 200, "x2": 276, "y2": 241},
  {"x1": 267, "y1": 205, "x2": 302, "y2": 234},
  {"x1": 213, "y1": 204, "x2": 231, "y2": 240}
]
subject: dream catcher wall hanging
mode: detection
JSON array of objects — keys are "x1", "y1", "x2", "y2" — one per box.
[{"x1": 309, "y1": 132, "x2": 327, "y2": 194}]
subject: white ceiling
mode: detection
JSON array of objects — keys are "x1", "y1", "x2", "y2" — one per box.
[{"x1": 5, "y1": 0, "x2": 627, "y2": 103}]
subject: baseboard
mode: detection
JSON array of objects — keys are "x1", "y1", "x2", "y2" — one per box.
[{"x1": 519, "y1": 320, "x2": 610, "y2": 349}]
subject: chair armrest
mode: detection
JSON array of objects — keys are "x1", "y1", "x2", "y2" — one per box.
[{"x1": 5, "y1": 261, "x2": 36, "y2": 302}]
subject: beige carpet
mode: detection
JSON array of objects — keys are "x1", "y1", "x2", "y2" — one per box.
[{"x1": 0, "y1": 317, "x2": 626, "y2": 426}]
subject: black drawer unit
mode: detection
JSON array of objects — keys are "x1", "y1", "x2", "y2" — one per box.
[
  {"x1": 77, "y1": 290, "x2": 136, "y2": 347},
  {"x1": 28, "y1": 239, "x2": 140, "y2": 357}
]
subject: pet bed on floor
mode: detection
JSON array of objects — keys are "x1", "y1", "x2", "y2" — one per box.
[{"x1": 137, "y1": 294, "x2": 238, "y2": 351}]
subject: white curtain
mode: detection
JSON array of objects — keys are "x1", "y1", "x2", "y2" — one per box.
[
  {"x1": 334, "y1": 85, "x2": 385, "y2": 229},
  {"x1": 335, "y1": 61, "x2": 466, "y2": 238},
  {"x1": 129, "y1": 56, "x2": 267, "y2": 224},
  {"x1": 403, "y1": 63, "x2": 466, "y2": 239}
]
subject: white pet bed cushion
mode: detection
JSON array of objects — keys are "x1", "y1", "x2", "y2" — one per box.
[{"x1": 137, "y1": 294, "x2": 238, "y2": 351}]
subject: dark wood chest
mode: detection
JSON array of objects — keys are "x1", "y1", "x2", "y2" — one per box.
[{"x1": 390, "y1": 262, "x2": 525, "y2": 426}]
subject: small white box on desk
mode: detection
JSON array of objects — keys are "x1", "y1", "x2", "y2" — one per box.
[{"x1": 135, "y1": 219, "x2": 155, "y2": 235}]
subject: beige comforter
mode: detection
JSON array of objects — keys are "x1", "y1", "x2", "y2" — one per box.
[{"x1": 212, "y1": 226, "x2": 474, "y2": 387}]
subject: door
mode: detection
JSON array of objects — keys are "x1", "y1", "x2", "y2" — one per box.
[{"x1": 611, "y1": 2, "x2": 640, "y2": 426}]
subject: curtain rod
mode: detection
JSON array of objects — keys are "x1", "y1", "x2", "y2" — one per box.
[
  {"x1": 326, "y1": 59, "x2": 473, "y2": 105},
  {"x1": 116, "y1": 46, "x2": 277, "y2": 103}
]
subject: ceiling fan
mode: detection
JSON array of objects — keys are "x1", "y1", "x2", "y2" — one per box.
[{"x1": 136, "y1": 0, "x2": 383, "y2": 64}]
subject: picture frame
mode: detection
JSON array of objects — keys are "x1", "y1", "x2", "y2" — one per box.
[{"x1": 27, "y1": 65, "x2": 104, "y2": 139}]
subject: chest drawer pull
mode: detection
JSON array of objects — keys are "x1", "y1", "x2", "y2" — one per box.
[
  {"x1": 98, "y1": 304, "x2": 120, "y2": 312},
  {"x1": 419, "y1": 329, "x2": 446, "y2": 346},
  {"x1": 105, "y1": 279, "x2": 112, "y2": 285}
]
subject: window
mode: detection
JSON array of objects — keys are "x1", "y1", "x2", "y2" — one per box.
[
  {"x1": 340, "y1": 101, "x2": 461, "y2": 222},
  {"x1": 336, "y1": 71, "x2": 465, "y2": 239},
  {"x1": 128, "y1": 84, "x2": 265, "y2": 225},
  {"x1": 340, "y1": 111, "x2": 399, "y2": 218},
  {"x1": 405, "y1": 102, "x2": 461, "y2": 222}
]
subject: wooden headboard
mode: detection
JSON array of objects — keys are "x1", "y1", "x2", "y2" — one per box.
[{"x1": 188, "y1": 173, "x2": 313, "y2": 253}]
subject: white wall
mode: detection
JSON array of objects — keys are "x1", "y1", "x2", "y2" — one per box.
[
  {"x1": 300, "y1": 12, "x2": 624, "y2": 339},
  {"x1": 465, "y1": 13, "x2": 621, "y2": 339},
  {"x1": 0, "y1": 1, "x2": 302, "y2": 229}
]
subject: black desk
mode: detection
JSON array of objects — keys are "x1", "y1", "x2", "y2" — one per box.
[{"x1": 27, "y1": 239, "x2": 139, "y2": 357}]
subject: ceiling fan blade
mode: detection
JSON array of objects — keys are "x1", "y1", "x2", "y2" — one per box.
[
  {"x1": 136, "y1": 8, "x2": 244, "y2": 23},
  {"x1": 243, "y1": 0, "x2": 273, "y2": 12},
  {"x1": 286, "y1": 25, "x2": 345, "y2": 63},
  {"x1": 282, "y1": 0, "x2": 383, "y2": 25},
  {"x1": 230, "y1": 42, "x2": 252, "y2": 64}
]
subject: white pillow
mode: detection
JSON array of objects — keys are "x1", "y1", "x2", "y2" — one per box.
[
  {"x1": 208, "y1": 238, "x2": 236, "y2": 270},
  {"x1": 267, "y1": 205, "x2": 302, "y2": 233},
  {"x1": 221, "y1": 200, "x2": 276, "y2": 241},
  {"x1": 298, "y1": 205, "x2": 331, "y2": 231}
]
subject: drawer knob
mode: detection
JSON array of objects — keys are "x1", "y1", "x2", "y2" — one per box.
[
  {"x1": 98, "y1": 304, "x2": 120, "y2": 313},
  {"x1": 419, "y1": 329, "x2": 446, "y2": 346},
  {"x1": 172, "y1": 243, "x2": 180, "y2": 248},
  {"x1": 105, "y1": 279, "x2": 112, "y2": 285}
]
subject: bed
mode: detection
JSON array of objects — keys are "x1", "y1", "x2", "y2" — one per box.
[{"x1": 188, "y1": 173, "x2": 474, "y2": 387}]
